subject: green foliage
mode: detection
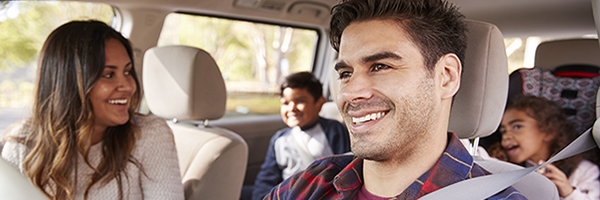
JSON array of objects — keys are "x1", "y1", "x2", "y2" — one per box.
[
  {"x1": 156, "y1": 13, "x2": 319, "y2": 115},
  {"x1": 0, "y1": 1, "x2": 113, "y2": 72},
  {"x1": 158, "y1": 13, "x2": 316, "y2": 84}
]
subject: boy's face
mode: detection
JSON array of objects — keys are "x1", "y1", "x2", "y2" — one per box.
[{"x1": 280, "y1": 87, "x2": 325, "y2": 128}]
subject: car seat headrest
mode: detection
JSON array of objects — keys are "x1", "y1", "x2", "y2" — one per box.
[
  {"x1": 143, "y1": 45, "x2": 226, "y2": 121},
  {"x1": 449, "y1": 20, "x2": 509, "y2": 139},
  {"x1": 535, "y1": 38, "x2": 600, "y2": 71}
]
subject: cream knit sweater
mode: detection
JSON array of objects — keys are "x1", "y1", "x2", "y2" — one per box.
[{"x1": 1, "y1": 114, "x2": 184, "y2": 200}]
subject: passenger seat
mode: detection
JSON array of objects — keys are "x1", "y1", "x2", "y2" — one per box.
[
  {"x1": 446, "y1": 19, "x2": 559, "y2": 199},
  {"x1": 143, "y1": 45, "x2": 248, "y2": 200}
]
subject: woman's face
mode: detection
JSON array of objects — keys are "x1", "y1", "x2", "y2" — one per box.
[
  {"x1": 499, "y1": 109, "x2": 552, "y2": 164},
  {"x1": 89, "y1": 38, "x2": 136, "y2": 134}
]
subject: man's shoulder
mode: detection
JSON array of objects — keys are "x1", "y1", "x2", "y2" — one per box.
[
  {"x1": 268, "y1": 155, "x2": 357, "y2": 199},
  {"x1": 290, "y1": 154, "x2": 355, "y2": 177}
]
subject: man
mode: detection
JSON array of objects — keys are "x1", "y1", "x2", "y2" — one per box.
[
  {"x1": 264, "y1": 0, "x2": 526, "y2": 199},
  {"x1": 252, "y1": 72, "x2": 351, "y2": 200}
]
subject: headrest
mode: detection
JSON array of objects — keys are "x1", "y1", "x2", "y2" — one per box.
[
  {"x1": 449, "y1": 20, "x2": 509, "y2": 139},
  {"x1": 143, "y1": 45, "x2": 226, "y2": 121},
  {"x1": 535, "y1": 38, "x2": 600, "y2": 71}
]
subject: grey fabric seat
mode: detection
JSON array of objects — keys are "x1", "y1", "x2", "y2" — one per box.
[
  {"x1": 0, "y1": 158, "x2": 47, "y2": 199},
  {"x1": 450, "y1": 20, "x2": 559, "y2": 199},
  {"x1": 143, "y1": 46, "x2": 248, "y2": 200}
]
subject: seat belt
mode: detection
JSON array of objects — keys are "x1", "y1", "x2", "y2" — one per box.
[{"x1": 419, "y1": 125, "x2": 598, "y2": 200}]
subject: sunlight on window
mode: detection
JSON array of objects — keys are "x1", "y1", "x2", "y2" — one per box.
[
  {"x1": 158, "y1": 13, "x2": 318, "y2": 117},
  {"x1": 0, "y1": 1, "x2": 114, "y2": 133}
]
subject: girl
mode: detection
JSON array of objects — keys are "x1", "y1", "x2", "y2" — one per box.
[{"x1": 498, "y1": 95, "x2": 600, "y2": 199}]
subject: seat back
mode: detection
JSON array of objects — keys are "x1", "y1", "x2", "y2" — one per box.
[
  {"x1": 447, "y1": 20, "x2": 559, "y2": 199},
  {"x1": 507, "y1": 38, "x2": 600, "y2": 134},
  {"x1": 143, "y1": 45, "x2": 248, "y2": 200},
  {"x1": 534, "y1": 38, "x2": 600, "y2": 71},
  {"x1": 447, "y1": 20, "x2": 509, "y2": 139},
  {"x1": 0, "y1": 158, "x2": 47, "y2": 200}
]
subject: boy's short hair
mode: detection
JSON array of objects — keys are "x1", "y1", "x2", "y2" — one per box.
[{"x1": 279, "y1": 72, "x2": 323, "y2": 102}]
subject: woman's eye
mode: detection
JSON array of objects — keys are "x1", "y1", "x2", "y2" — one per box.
[
  {"x1": 124, "y1": 70, "x2": 131, "y2": 76},
  {"x1": 102, "y1": 73, "x2": 113, "y2": 78}
]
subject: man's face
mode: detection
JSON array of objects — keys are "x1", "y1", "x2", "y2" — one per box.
[
  {"x1": 280, "y1": 87, "x2": 325, "y2": 128},
  {"x1": 335, "y1": 20, "x2": 442, "y2": 162}
]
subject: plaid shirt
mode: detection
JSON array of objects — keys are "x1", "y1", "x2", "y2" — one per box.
[{"x1": 264, "y1": 132, "x2": 527, "y2": 200}]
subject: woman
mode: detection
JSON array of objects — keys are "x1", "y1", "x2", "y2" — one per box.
[
  {"x1": 1, "y1": 20, "x2": 184, "y2": 200},
  {"x1": 496, "y1": 95, "x2": 599, "y2": 200}
]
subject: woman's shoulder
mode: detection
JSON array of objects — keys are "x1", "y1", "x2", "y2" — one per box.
[
  {"x1": 130, "y1": 114, "x2": 173, "y2": 141},
  {"x1": 3, "y1": 120, "x2": 29, "y2": 141},
  {"x1": 131, "y1": 114, "x2": 169, "y2": 129}
]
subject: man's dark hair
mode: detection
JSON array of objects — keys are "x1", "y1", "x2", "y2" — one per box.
[
  {"x1": 329, "y1": 0, "x2": 467, "y2": 71},
  {"x1": 280, "y1": 72, "x2": 323, "y2": 102}
]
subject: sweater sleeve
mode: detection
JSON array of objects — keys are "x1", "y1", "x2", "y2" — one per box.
[
  {"x1": 562, "y1": 160, "x2": 600, "y2": 200},
  {"x1": 252, "y1": 130, "x2": 285, "y2": 200},
  {"x1": 1, "y1": 121, "x2": 27, "y2": 173},
  {"x1": 137, "y1": 116, "x2": 185, "y2": 200}
]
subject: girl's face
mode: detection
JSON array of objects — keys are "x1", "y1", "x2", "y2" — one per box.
[
  {"x1": 499, "y1": 109, "x2": 552, "y2": 164},
  {"x1": 88, "y1": 38, "x2": 136, "y2": 134}
]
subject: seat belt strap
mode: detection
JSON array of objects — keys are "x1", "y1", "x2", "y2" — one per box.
[{"x1": 419, "y1": 127, "x2": 597, "y2": 200}]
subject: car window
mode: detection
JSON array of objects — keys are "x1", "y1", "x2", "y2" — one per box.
[
  {"x1": 504, "y1": 36, "x2": 597, "y2": 73},
  {"x1": 0, "y1": 1, "x2": 114, "y2": 134},
  {"x1": 157, "y1": 13, "x2": 318, "y2": 118}
]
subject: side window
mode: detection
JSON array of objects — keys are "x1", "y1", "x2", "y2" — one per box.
[
  {"x1": 0, "y1": 1, "x2": 114, "y2": 133},
  {"x1": 157, "y1": 13, "x2": 318, "y2": 118}
]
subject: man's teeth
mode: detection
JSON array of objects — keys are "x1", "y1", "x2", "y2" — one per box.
[
  {"x1": 108, "y1": 99, "x2": 127, "y2": 104},
  {"x1": 352, "y1": 112, "x2": 385, "y2": 124}
]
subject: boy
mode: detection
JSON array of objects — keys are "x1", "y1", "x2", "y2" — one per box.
[{"x1": 252, "y1": 72, "x2": 350, "y2": 200}]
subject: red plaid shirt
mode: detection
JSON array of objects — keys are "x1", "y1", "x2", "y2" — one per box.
[{"x1": 264, "y1": 133, "x2": 527, "y2": 200}]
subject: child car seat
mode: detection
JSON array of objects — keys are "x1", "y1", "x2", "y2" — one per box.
[{"x1": 508, "y1": 64, "x2": 600, "y2": 134}]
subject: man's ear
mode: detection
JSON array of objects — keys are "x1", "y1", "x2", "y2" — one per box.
[{"x1": 439, "y1": 53, "x2": 461, "y2": 99}]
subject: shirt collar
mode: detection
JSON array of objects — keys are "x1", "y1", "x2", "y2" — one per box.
[
  {"x1": 299, "y1": 117, "x2": 323, "y2": 131},
  {"x1": 331, "y1": 132, "x2": 474, "y2": 197}
]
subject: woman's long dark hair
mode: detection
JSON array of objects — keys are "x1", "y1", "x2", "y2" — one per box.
[{"x1": 21, "y1": 20, "x2": 142, "y2": 200}]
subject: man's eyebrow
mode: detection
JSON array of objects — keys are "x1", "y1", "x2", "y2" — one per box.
[
  {"x1": 334, "y1": 61, "x2": 349, "y2": 71},
  {"x1": 334, "y1": 51, "x2": 401, "y2": 71},
  {"x1": 362, "y1": 51, "x2": 402, "y2": 63}
]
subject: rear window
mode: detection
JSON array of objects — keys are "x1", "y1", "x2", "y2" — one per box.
[
  {"x1": 157, "y1": 13, "x2": 319, "y2": 118},
  {"x1": 504, "y1": 36, "x2": 597, "y2": 73},
  {"x1": 0, "y1": 1, "x2": 115, "y2": 133}
]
